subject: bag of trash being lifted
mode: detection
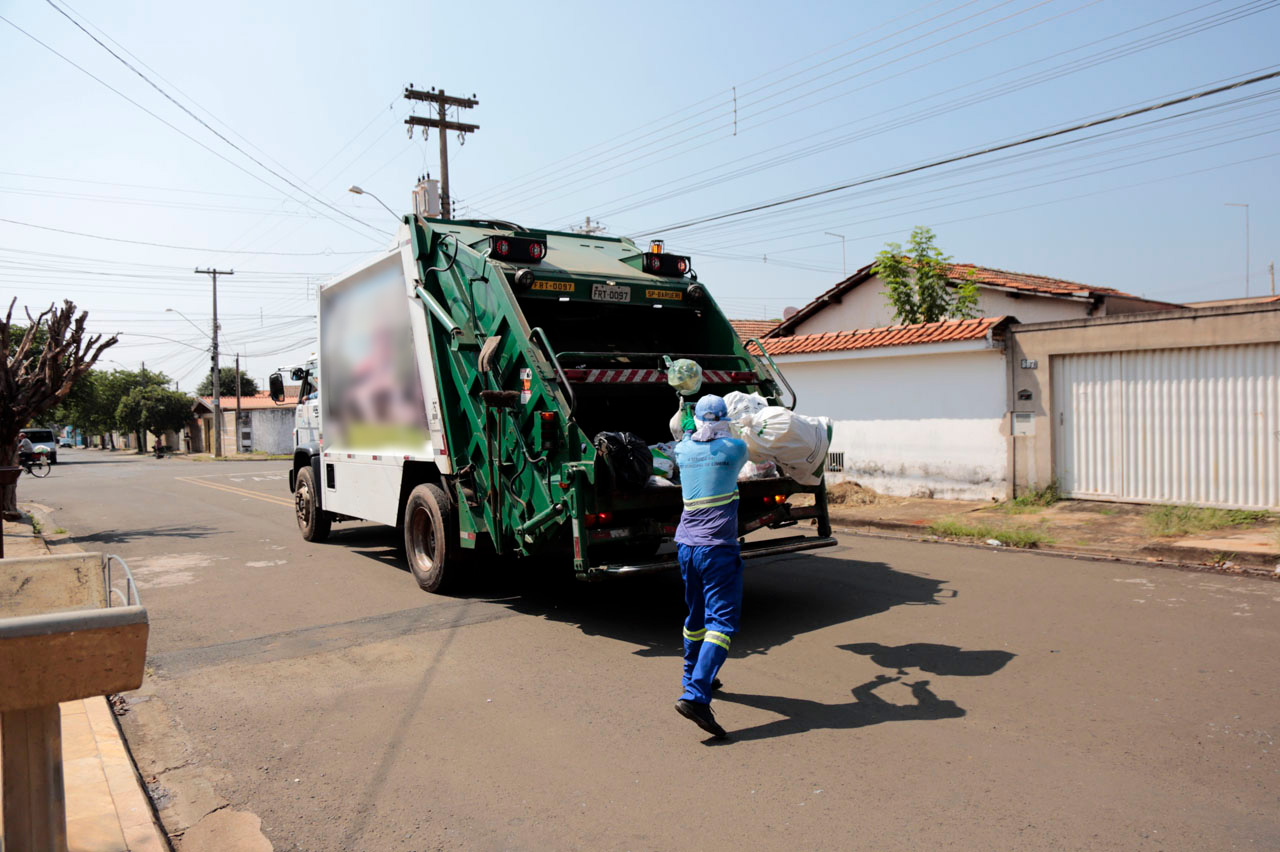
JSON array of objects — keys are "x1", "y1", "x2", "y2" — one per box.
[
  {"x1": 666, "y1": 358, "x2": 703, "y2": 396},
  {"x1": 723, "y1": 391, "x2": 768, "y2": 422},
  {"x1": 736, "y1": 407, "x2": 832, "y2": 486}
]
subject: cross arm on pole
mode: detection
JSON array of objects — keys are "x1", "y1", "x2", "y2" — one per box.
[{"x1": 405, "y1": 116, "x2": 479, "y2": 133}]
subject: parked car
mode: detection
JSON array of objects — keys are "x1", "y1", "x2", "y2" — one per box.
[
  {"x1": 20, "y1": 427, "x2": 58, "y2": 464},
  {"x1": 59, "y1": 437, "x2": 73, "y2": 448}
]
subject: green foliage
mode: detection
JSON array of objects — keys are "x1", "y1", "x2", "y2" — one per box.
[
  {"x1": 995, "y1": 482, "x2": 1062, "y2": 513},
  {"x1": 115, "y1": 386, "x2": 192, "y2": 444},
  {"x1": 197, "y1": 367, "x2": 258, "y2": 397},
  {"x1": 873, "y1": 226, "x2": 977, "y2": 325},
  {"x1": 929, "y1": 518, "x2": 1054, "y2": 548},
  {"x1": 1145, "y1": 505, "x2": 1273, "y2": 537},
  {"x1": 53, "y1": 367, "x2": 171, "y2": 442}
]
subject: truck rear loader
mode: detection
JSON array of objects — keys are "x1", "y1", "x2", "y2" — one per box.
[{"x1": 272, "y1": 214, "x2": 835, "y2": 592}]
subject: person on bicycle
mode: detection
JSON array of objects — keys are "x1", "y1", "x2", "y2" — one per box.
[{"x1": 17, "y1": 433, "x2": 35, "y2": 473}]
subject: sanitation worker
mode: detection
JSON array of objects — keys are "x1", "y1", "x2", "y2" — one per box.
[{"x1": 673, "y1": 394, "x2": 748, "y2": 739}]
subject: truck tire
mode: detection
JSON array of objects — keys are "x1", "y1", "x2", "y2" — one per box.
[
  {"x1": 403, "y1": 483, "x2": 457, "y2": 593},
  {"x1": 295, "y1": 465, "x2": 331, "y2": 542}
]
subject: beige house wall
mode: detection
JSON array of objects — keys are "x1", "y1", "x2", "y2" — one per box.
[
  {"x1": 1007, "y1": 303, "x2": 1280, "y2": 497},
  {"x1": 789, "y1": 274, "x2": 1096, "y2": 335}
]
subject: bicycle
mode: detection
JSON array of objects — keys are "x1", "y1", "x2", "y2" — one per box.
[{"x1": 20, "y1": 451, "x2": 51, "y2": 478}]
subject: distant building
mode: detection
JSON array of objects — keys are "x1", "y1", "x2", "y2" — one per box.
[
  {"x1": 766, "y1": 262, "x2": 1179, "y2": 338},
  {"x1": 192, "y1": 391, "x2": 298, "y2": 455}
]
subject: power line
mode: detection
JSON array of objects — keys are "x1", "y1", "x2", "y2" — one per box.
[
  {"x1": 0, "y1": 216, "x2": 379, "y2": 256},
  {"x1": 1, "y1": 12, "x2": 384, "y2": 248},
  {"x1": 41, "y1": 0, "x2": 389, "y2": 240},
  {"x1": 644, "y1": 68, "x2": 1280, "y2": 235},
  {"x1": 560, "y1": 0, "x2": 1256, "y2": 225}
]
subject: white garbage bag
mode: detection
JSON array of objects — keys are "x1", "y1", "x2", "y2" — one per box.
[
  {"x1": 736, "y1": 406, "x2": 831, "y2": 485},
  {"x1": 723, "y1": 391, "x2": 768, "y2": 422}
]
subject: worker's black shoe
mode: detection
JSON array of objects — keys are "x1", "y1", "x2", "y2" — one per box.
[
  {"x1": 675, "y1": 699, "x2": 727, "y2": 739},
  {"x1": 711, "y1": 677, "x2": 723, "y2": 691}
]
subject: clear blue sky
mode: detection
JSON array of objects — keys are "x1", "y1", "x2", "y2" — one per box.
[{"x1": 3, "y1": 0, "x2": 1277, "y2": 387}]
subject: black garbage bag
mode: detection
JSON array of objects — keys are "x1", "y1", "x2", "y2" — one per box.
[{"x1": 592, "y1": 431, "x2": 653, "y2": 492}]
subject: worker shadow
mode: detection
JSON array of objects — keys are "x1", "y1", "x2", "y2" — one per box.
[
  {"x1": 495, "y1": 544, "x2": 953, "y2": 659},
  {"x1": 714, "y1": 674, "x2": 965, "y2": 743},
  {"x1": 711, "y1": 643, "x2": 1014, "y2": 743},
  {"x1": 71, "y1": 524, "x2": 219, "y2": 545}
]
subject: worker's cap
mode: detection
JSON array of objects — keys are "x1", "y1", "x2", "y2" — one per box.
[{"x1": 695, "y1": 394, "x2": 728, "y2": 422}]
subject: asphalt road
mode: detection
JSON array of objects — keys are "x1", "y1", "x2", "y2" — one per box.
[{"x1": 25, "y1": 449, "x2": 1280, "y2": 851}]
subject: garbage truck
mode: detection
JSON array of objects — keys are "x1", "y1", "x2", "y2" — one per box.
[{"x1": 269, "y1": 214, "x2": 835, "y2": 592}]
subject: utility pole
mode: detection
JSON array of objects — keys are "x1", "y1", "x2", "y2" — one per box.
[
  {"x1": 195, "y1": 267, "x2": 232, "y2": 456},
  {"x1": 403, "y1": 86, "x2": 479, "y2": 219},
  {"x1": 1269, "y1": 261, "x2": 1275, "y2": 296},
  {"x1": 235, "y1": 353, "x2": 242, "y2": 455},
  {"x1": 572, "y1": 216, "x2": 607, "y2": 235}
]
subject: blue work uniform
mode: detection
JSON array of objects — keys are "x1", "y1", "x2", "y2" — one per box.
[{"x1": 674, "y1": 435, "x2": 748, "y2": 704}]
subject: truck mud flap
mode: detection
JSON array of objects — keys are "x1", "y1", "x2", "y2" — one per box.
[{"x1": 585, "y1": 534, "x2": 838, "y2": 579}]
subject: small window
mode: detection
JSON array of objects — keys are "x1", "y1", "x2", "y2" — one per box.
[
  {"x1": 325, "y1": 463, "x2": 336, "y2": 489},
  {"x1": 827, "y1": 451, "x2": 844, "y2": 473}
]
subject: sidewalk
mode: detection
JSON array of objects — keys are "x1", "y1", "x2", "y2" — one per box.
[
  {"x1": 1, "y1": 511, "x2": 170, "y2": 852},
  {"x1": 816, "y1": 482, "x2": 1280, "y2": 577}
]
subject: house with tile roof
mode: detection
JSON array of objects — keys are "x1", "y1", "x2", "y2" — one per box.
[
  {"x1": 728, "y1": 319, "x2": 780, "y2": 342},
  {"x1": 756, "y1": 316, "x2": 1016, "y2": 499},
  {"x1": 765, "y1": 261, "x2": 1179, "y2": 339},
  {"x1": 191, "y1": 391, "x2": 298, "y2": 454}
]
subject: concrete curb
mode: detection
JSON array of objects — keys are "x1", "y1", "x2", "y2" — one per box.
[
  {"x1": 830, "y1": 523, "x2": 1280, "y2": 581},
  {"x1": 19, "y1": 504, "x2": 176, "y2": 852},
  {"x1": 29, "y1": 505, "x2": 275, "y2": 851}
]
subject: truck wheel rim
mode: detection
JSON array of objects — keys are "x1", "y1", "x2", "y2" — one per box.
[
  {"x1": 410, "y1": 506, "x2": 436, "y2": 571},
  {"x1": 296, "y1": 483, "x2": 312, "y2": 527}
]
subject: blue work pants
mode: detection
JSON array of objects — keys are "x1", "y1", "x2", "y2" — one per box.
[{"x1": 678, "y1": 543, "x2": 743, "y2": 704}]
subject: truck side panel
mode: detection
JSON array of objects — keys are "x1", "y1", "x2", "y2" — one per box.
[{"x1": 320, "y1": 456, "x2": 404, "y2": 526}]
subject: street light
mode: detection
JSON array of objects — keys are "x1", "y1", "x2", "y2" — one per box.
[
  {"x1": 348, "y1": 185, "x2": 400, "y2": 221},
  {"x1": 1224, "y1": 202, "x2": 1250, "y2": 296},
  {"x1": 825, "y1": 232, "x2": 846, "y2": 277},
  {"x1": 164, "y1": 307, "x2": 215, "y2": 342}
]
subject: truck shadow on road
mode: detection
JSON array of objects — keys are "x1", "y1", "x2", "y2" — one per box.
[
  {"x1": 340, "y1": 533, "x2": 958, "y2": 663},
  {"x1": 496, "y1": 547, "x2": 952, "y2": 661}
]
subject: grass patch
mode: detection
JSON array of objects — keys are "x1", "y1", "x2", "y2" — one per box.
[
  {"x1": 1094, "y1": 506, "x2": 1119, "y2": 516},
  {"x1": 993, "y1": 482, "x2": 1061, "y2": 514},
  {"x1": 929, "y1": 518, "x2": 1054, "y2": 548},
  {"x1": 1145, "y1": 505, "x2": 1273, "y2": 537},
  {"x1": 30, "y1": 517, "x2": 42, "y2": 535},
  {"x1": 54, "y1": 527, "x2": 67, "y2": 535}
]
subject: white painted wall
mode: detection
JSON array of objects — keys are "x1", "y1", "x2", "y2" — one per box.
[
  {"x1": 246, "y1": 408, "x2": 296, "y2": 454},
  {"x1": 790, "y1": 275, "x2": 1092, "y2": 334},
  {"x1": 777, "y1": 347, "x2": 1008, "y2": 500}
]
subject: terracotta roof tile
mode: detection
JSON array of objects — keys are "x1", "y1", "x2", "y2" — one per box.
[
  {"x1": 752, "y1": 316, "x2": 1006, "y2": 356},
  {"x1": 197, "y1": 391, "x2": 297, "y2": 410},
  {"x1": 945, "y1": 263, "x2": 1118, "y2": 296},
  {"x1": 728, "y1": 319, "x2": 780, "y2": 341}
]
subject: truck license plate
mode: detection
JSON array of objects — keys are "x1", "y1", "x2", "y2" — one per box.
[{"x1": 591, "y1": 283, "x2": 631, "y2": 303}]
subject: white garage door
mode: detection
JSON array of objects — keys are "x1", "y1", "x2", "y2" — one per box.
[{"x1": 1052, "y1": 344, "x2": 1280, "y2": 509}]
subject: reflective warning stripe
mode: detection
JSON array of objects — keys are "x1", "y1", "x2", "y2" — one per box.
[
  {"x1": 683, "y1": 627, "x2": 706, "y2": 642},
  {"x1": 683, "y1": 490, "x2": 739, "y2": 511},
  {"x1": 562, "y1": 369, "x2": 757, "y2": 385},
  {"x1": 705, "y1": 631, "x2": 732, "y2": 651}
]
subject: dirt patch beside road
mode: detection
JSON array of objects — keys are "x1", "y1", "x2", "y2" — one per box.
[{"x1": 821, "y1": 484, "x2": 1279, "y2": 576}]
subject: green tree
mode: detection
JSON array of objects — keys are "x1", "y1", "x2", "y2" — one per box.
[
  {"x1": 115, "y1": 386, "x2": 192, "y2": 450},
  {"x1": 873, "y1": 227, "x2": 980, "y2": 325},
  {"x1": 197, "y1": 367, "x2": 258, "y2": 397}
]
